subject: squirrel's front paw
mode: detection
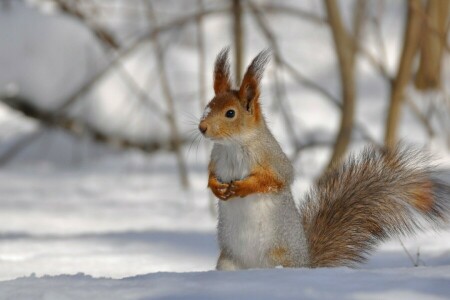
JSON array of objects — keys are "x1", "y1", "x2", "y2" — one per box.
[
  {"x1": 210, "y1": 181, "x2": 232, "y2": 201},
  {"x1": 228, "y1": 180, "x2": 251, "y2": 198}
]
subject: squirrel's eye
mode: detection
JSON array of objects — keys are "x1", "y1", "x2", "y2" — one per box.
[{"x1": 225, "y1": 109, "x2": 235, "y2": 118}]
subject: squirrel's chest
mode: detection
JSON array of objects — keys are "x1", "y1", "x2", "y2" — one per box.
[{"x1": 211, "y1": 144, "x2": 251, "y2": 182}]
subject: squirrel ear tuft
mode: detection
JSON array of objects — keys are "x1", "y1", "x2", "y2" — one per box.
[
  {"x1": 238, "y1": 49, "x2": 271, "y2": 112},
  {"x1": 213, "y1": 47, "x2": 232, "y2": 95}
]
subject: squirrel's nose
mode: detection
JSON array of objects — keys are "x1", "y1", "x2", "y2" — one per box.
[{"x1": 199, "y1": 122, "x2": 208, "y2": 134}]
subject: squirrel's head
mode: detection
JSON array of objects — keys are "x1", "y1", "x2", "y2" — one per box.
[{"x1": 199, "y1": 48, "x2": 270, "y2": 143}]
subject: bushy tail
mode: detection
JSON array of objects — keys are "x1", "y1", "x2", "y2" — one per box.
[{"x1": 301, "y1": 145, "x2": 450, "y2": 268}]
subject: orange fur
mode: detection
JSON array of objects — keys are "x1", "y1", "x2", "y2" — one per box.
[
  {"x1": 199, "y1": 91, "x2": 263, "y2": 141},
  {"x1": 208, "y1": 162, "x2": 230, "y2": 200},
  {"x1": 209, "y1": 174, "x2": 230, "y2": 200},
  {"x1": 213, "y1": 48, "x2": 231, "y2": 95},
  {"x1": 411, "y1": 181, "x2": 434, "y2": 212},
  {"x1": 208, "y1": 162, "x2": 284, "y2": 201},
  {"x1": 268, "y1": 246, "x2": 292, "y2": 267},
  {"x1": 226, "y1": 165, "x2": 284, "y2": 199},
  {"x1": 201, "y1": 49, "x2": 269, "y2": 142},
  {"x1": 238, "y1": 77, "x2": 262, "y2": 123}
]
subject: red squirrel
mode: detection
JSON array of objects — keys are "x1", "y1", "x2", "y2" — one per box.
[{"x1": 199, "y1": 48, "x2": 450, "y2": 270}]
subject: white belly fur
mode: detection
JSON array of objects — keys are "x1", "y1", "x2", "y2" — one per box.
[
  {"x1": 219, "y1": 194, "x2": 276, "y2": 268},
  {"x1": 213, "y1": 143, "x2": 277, "y2": 268}
]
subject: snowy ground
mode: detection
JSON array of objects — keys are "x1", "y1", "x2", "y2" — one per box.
[
  {"x1": 1, "y1": 1, "x2": 450, "y2": 299},
  {"x1": 0, "y1": 150, "x2": 217, "y2": 281},
  {"x1": 3, "y1": 267, "x2": 450, "y2": 300}
]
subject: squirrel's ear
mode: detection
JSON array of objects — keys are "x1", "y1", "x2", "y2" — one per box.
[
  {"x1": 213, "y1": 47, "x2": 232, "y2": 95},
  {"x1": 238, "y1": 49, "x2": 270, "y2": 113}
]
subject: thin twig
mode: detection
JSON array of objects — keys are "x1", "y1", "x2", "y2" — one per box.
[
  {"x1": 247, "y1": 1, "x2": 340, "y2": 107},
  {"x1": 405, "y1": 95, "x2": 435, "y2": 138},
  {"x1": 57, "y1": 7, "x2": 228, "y2": 113},
  {"x1": 257, "y1": 3, "x2": 326, "y2": 25},
  {"x1": 0, "y1": 95, "x2": 179, "y2": 154},
  {"x1": 1, "y1": 5, "x2": 215, "y2": 166},
  {"x1": 54, "y1": 0, "x2": 120, "y2": 49},
  {"x1": 146, "y1": 1, "x2": 190, "y2": 188},
  {"x1": 232, "y1": 0, "x2": 244, "y2": 84},
  {"x1": 248, "y1": 0, "x2": 377, "y2": 153},
  {"x1": 0, "y1": 127, "x2": 47, "y2": 166},
  {"x1": 398, "y1": 239, "x2": 419, "y2": 267},
  {"x1": 196, "y1": 0, "x2": 207, "y2": 110}
]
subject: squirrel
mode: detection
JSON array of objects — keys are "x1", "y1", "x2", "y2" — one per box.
[{"x1": 198, "y1": 48, "x2": 450, "y2": 270}]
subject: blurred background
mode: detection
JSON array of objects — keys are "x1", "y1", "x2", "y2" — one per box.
[{"x1": 0, "y1": 0, "x2": 449, "y2": 280}]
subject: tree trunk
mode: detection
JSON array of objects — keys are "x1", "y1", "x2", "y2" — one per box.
[
  {"x1": 384, "y1": 0, "x2": 424, "y2": 147},
  {"x1": 323, "y1": 0, "x2": 357, "y2": 168},
  {"x1": 414, "y1": 0, "x2": 449, "y2": 90}
]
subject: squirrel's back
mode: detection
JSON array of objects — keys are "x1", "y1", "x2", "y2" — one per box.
[{"x1": 301, "y1": 145, "x2": 450, "y2": 267}]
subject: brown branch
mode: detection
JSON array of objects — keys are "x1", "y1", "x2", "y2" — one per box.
[
  {"x1": 323, "y1": 0, "x2": 357, "y2": 168},
  {"x1": 404, "y1": 95, "x2": 435, "y2": 138},
  {"x1": 366, "y1": 11, "x2": 393, "y2": 81},
  {"x1": 0, "y1": 95, "x2": 177, "y2": 154},
  {"x1": 248, "y1": 2, "x2": 310, "y2": 154},
  {"x1": 260, "y1": 1, "x2": 391, "y2": 82},
  {"x1": 232, "y1": 0, "x2": 244, "y2": 84},
  {"x1": 257, "y1": 3, "x2": 327, "y2": 25},
  {"x1": 54, "y1": 0, "x2": 120, "y2": 49},
  {"x1": 414, "y1": 0, "x2": 450, "y2": 90},
  {"x1": 1, "y1": 4, "x2": 224, "y2": 171},
  {"x1": 362, "y1": 5, "x2": 440, "y2": 142},
  {"x1": 384, "y1": 0, "x2": 424, "y2": 147},
  {"x1": 57, "y1": 7, "x2": 228, "y2": 112},
  {"x1": 271, "y1": 66, "x2": 302, "y2": 154},
  {"x1": 281, "y1": 58, "x2": 342, "y2": 107},
  {"x1": 195, "y1": 0, "x2": 216, "y2": 216},
  {"x1": 410, "y1": 1, "x2": 450, "y2": 53},
  {"x1": 247, "y1": 1, "x2": 341, "y2": 107},
  {"x1": 55, "y1": 0, "x2": 168, "y2": 117},
  {"x1": 196, "y1": 0, "x2": 207, "y2": 110},
  {"x1": 146, "y1": 2, "x2": 189, "y2": 188},
  {"x1": 0, "y1": 127, "x2": 47, "y2": 166},
  {"x1": 248, "y1": 0, "x2": 377, "y2": 152}
]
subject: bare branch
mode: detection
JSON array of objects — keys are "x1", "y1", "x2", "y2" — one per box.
[
  {"x1": 405, "y1": 95, "x2": 435, "y2": 138},
  {"x1": 54, "y1": 0, "x2": 120, "y2": 49},
  {"x1": 196, "y1": 0, "x2": 207, "y2": 110},
  {"x1": 0, "y1": 127, "x2": 47, "y2": 166},
  {"x1": 1, "y1": 95, "x2": 178, "y2": 154},
  {"x1": 257, "y1": 3, "x2": 326, "y2": 25},
  {"x1": 385, "y1": 0, "x2": 424, "y2": 147},
  {"x1": 57, "y1": 7, "x2": 229, "y2": 112},
  {"x1": 232, "y1": 0, "x2": 244, "y2": 84},
  {"x1": 414, "y1": 0, "x2": 450, "y2": 90},
  {"x1": 248, "y1": 0, "x2": 377, "y2": 153},
  {"x1": 323, "y1": 0, "x2": 357, "y2": 168},
  {"x1": 146, "y1": 2, "x2": 190, "y2": 188}
]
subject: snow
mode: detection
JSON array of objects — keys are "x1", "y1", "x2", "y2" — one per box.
[
  {"x1": 0, "y1": 151, "x2": 217, "y2": 280},
  {"x1": 2, "y1": 267, "x2": 450, "y2": 300},
  {"x1": 0, "y1": 0, "x2": 450, "y2": 299}
]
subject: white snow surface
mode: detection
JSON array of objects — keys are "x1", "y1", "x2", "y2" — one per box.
[
  {"x1": 2, "y1": 267, "x2": 450, "y2": 300},
  {"x1": 1, "y1": 1, "x2": 450, "y2": 299}
]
